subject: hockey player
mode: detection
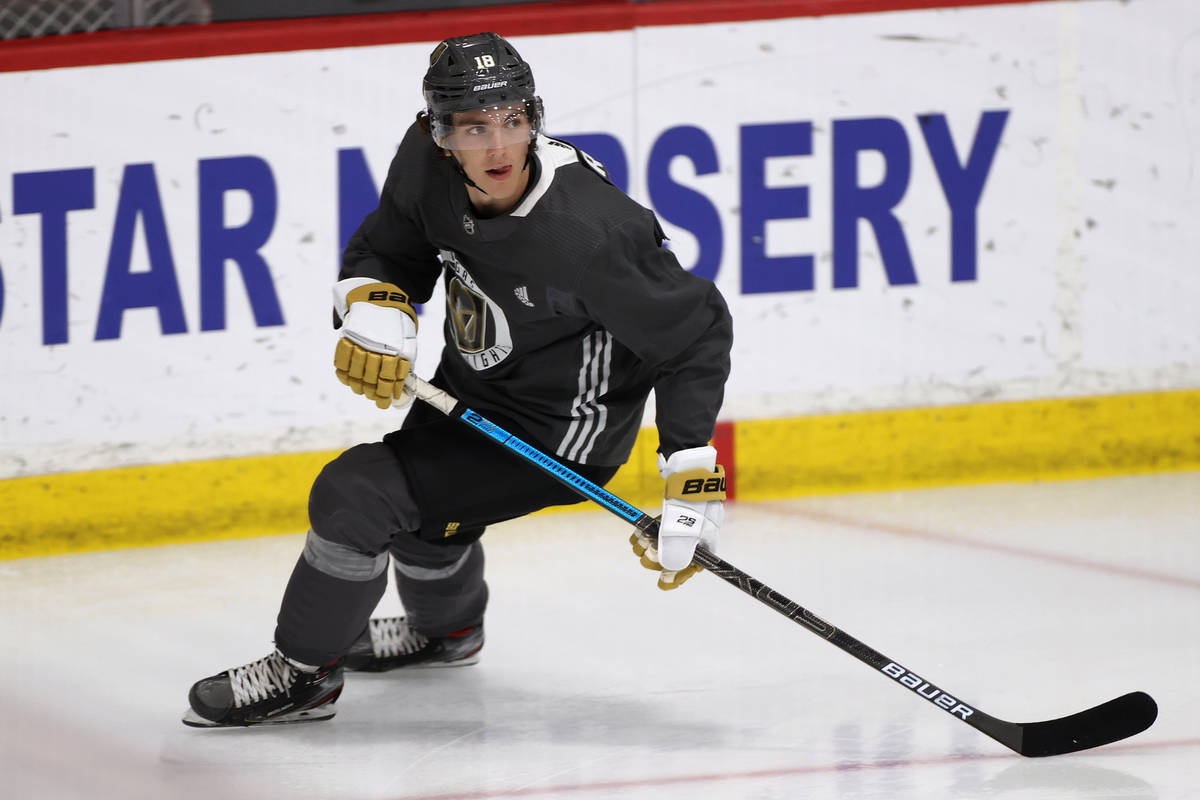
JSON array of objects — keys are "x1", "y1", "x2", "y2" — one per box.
[{"x1": 184, "y1": 31, "x2": 732, "y2": 727}]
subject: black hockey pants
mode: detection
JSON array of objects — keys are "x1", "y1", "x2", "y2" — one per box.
[{"x1": 274, "y1": 400, "x2": 618, "y2": 666}]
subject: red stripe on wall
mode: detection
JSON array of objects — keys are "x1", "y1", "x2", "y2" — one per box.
[
  {"x1": 711, "y1": 420, "x2": 737, "y2": 501},
  {"x1": 632, "y1": 0, "x2": 1048, "y2": 27},
  {"x1": 0, "y1": 0, "x2": 1061, "y2": 73}
]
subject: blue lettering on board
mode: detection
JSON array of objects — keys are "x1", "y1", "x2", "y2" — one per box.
[
  {"x1": 647, "y1": 125, "x2": 723, "y2": 281},
  {"x1": 198, "y1": 156, "x2": 284, "y2": 331},
  {"x1": 6, "y1": 108, "x2": 1008, "y2": 351},
  {"x1": 919, "y1": 110, "x2": 1010, "y2": 282},
  {"x1": 832, "y1": 117, "x2": 917, "y2": 289},
  {"x1": 336, "y1": 147, "x2": 382, "y2": 273},
  {"x1": 95, "y1": 163, "x2": 188, "y2": 340},
  {"x1": 739, "y1": 121, "x2": 814, "y2": 294},
  {"x1": 12, "y1": 168, "x2": 95, "y2": 345}
]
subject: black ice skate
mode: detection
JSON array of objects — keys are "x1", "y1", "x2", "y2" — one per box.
[
  {"x1": 344, "y1": 617, "x2": 483, "y2": 672},
  {"x1": 182, "y1": 650, "x2": 343, "y2": 727}
]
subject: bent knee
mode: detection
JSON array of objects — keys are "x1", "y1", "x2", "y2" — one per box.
[{"x1": 308, "y1": 442, "x2": 420, "y2": 552}]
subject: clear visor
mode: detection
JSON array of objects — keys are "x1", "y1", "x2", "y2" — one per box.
[{"x1": 433, "y1": 104, "x2": 536, "y2": 150}]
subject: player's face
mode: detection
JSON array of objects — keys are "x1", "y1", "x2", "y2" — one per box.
[{"x1": 445, "y1": 106, "x2": 533, "y2": 215}]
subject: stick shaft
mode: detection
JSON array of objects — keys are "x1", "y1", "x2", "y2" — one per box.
[{"x1": 404, "y1": 376, "x2": 989, "y2": 723}]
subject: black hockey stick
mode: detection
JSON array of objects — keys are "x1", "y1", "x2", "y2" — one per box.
[{"x1": 402, "y1": 374, "x2": 1157, "y2": 757}]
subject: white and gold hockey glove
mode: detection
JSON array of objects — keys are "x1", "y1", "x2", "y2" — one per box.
[
  {"x1": 333, "y1": 278, "x2": 418, "y2": 409},
  {"x1": 630, "y1": 444, "x2": 725, "y2": 590}
]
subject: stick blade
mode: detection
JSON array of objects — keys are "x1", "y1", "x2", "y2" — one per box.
[{"x1": 1017, "y1": 691, "x2": 1157, "y2": 757}]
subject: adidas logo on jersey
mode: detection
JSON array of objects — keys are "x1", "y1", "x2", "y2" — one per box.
[{"x1": 513, "y1": 286, "x2": 534, "y2": 307}]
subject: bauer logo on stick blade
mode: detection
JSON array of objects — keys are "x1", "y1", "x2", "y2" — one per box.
[{"x1": 882, "y1": 662, "x2": 974, "y2": 720}]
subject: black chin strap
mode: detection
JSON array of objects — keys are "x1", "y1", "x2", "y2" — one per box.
[
  {"x1": 450, "y1": 140, "x2": 537, "y2": 198},
  {"x1": 449, "y1": 151, "x2": 485, "y2": 195}
]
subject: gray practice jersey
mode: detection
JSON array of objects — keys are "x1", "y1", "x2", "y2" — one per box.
[{"x1": 341, "y1": 122, "x2": 733, "y2": 466}]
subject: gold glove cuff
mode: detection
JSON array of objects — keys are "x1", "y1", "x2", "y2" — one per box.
[{"x1": 345, "y1": 282, "x2": 417, "y2": 323}]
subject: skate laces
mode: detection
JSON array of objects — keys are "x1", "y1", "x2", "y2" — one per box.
[
  {"x1": 228, "y1": 652, "x2": 299, "y2": 708},
  {"x1": 370, "y1": 617, "x2": 429, "y2": 658}
]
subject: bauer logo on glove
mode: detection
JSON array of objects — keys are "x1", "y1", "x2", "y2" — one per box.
[
  {"x1": 680, "y1": 476, "x2": 726, "y2": 495},
  {"x1": 367, "y1": 289, "x2": 410, "y2": 304}
]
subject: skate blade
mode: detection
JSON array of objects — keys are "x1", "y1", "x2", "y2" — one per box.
[
  {"x1": 181, "y1": 703, "x2": 337, "y2": 728},
  {"x1": 399, "y1": 652, "x2": 481, "y2": 671},
  {"x1": 346, "y1": 652, "x2": 481, "y2": 673},
  {"x1": 421, "y1": 651, "x2": 482, "y2": 669}
]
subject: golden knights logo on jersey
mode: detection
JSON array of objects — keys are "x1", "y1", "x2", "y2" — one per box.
[
  {"x1": 449, "y1": 280, "x2": 487, "y2": 351},
  {"x1": 439, "y1": 248, "x2": 514, "y2": 370}
]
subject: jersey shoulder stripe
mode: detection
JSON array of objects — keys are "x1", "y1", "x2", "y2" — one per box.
[{"x1": 510, "y1": 134, "x2": 616, "y2": 219}]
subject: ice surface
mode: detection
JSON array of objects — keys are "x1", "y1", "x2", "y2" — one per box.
[{"x1": 2, "y1": 472, "x2": 1197, "y2": 799}]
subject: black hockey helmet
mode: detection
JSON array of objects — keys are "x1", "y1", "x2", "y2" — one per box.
[{"x1": 423, "y1": 32, "x2": 544, "y2": 149}]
